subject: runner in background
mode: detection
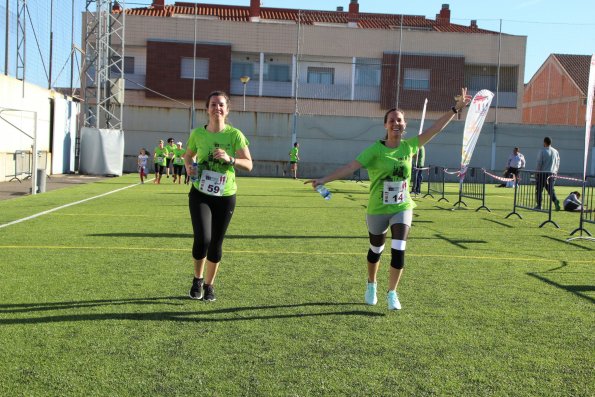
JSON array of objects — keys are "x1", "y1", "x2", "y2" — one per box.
[
  {"x1": 306, "y1": 88, "x2": 470, "y2": 310},
  {"x1": 137, "y1": 148, "x2": 149, "y2": 184},
  {"x1": 153, "y1": 140, "x2": 168, "y2": 184},
  {"x1": 289, "y1": 142, "x2": 300, "y2": 179},
  {"x1": 172, "y1": 141, "x2": 186, "y2": 184},
  {"x1": 165, "y1": 138, "x2": 176, "y2": 180}
]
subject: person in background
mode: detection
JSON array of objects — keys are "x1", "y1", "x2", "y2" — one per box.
[
  {"x1": 499, "y1": 147, "x2": 525, "y2": 187},
  {"x1": 172, "y1": 141, "x2": 186, "y2": 184},
  {"x1": 535, "y1": 137, "x2": 560, "y2": 210},
  {"x1": 137, "y1": 148, "x2": 149, "y2": 184},
  {"x1": 183, "y1": 91, "x2": 253, "y2": 302},
  {"x1": 411, "y1": 145, "x2": 425, "y2": 195},
  {"x1": 289, "y1": 142, "x2": 300, "y2": 179},
  {"x1": 306, "y1": 88, "x2": 471, "y2": 311},
  {"x1": 165, "y1": 137, "x2": 176, "y2": 179},
  {"x1": 153, "y1": 140, "x2": 168, "y2": 184},
  {"x1": 563, "y1": 191, "x2": 590, "y2": 212}
]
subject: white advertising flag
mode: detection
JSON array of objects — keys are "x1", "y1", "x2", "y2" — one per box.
[
  {"x1": 460, "y1": 89, "x2": 494, "y2": 181},
  {"x1": 584, "y1": 54, "x2": 595, "y2": 180}
]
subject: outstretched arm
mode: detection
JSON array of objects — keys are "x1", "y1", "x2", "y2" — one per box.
[
  {"x1": 418, "y1": 87, "x2": 471, "y2": 147},
  {"x1": 305, "y1": 160, "x2": 362, "y2": 188}
]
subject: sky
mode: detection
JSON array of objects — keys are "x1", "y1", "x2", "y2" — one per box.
[{"x1": 126, "y1": 0, "x2": 595, "y2": 83}]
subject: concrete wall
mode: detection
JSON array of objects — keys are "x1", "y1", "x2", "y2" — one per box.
[
  {"x1": 122, "y1": 105, "x2": 595, "y2": 179},
  {"x1": 0, "y1": 75, "x2": 52, "y2": 181}
]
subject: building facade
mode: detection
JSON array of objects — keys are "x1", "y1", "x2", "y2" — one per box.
[
  {"x1": 110, "y1": 0, "x2": 527, "y2": 123},
  {"x1": 523, "y1": 53, "x2": 595, "y2": 127}
]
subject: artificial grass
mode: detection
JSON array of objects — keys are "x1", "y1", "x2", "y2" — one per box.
[{"x1": 0, "y1": 175, "x2": 592, "y2": 396}]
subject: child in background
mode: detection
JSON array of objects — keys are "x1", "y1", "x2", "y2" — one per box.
[{"x1": 138, "y1": 148, "x2": 149, "y2": 183}]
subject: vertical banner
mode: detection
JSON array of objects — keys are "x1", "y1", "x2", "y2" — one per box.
[
  {"x1": 584, "y1": 54, "x2": 595, "y2": 180},
  {"x1": 418, "y1": 98, "x2": 428, "y2": 136},
  {"x1": 460, "y1": 89, "x2": 494, "y2": 181}
]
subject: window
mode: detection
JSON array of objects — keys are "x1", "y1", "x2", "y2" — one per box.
[
  {"x1": 231, "y1": 62, "x2": 255, "y2": 80},
  {"x1": 355, "y1": 62, "x2": 380, "y2": 86},
  {"x1": 180, "y1": 57, "x2": 209, "y2": 80},
  {"x1": 307, "y1": 67, "x2": 334, "y2": 85},
  {"x1": 264, "y1": 64, "x2": 290, "y2": 82},
  {"x1": 404, "y1": 68, "x2": 430, "y2": 90},
  {"x1": 470, "y1": 75, "x2": 497, "y2": 91},
  {"x1": 110, "y1": 56, "x2": 135, "y2": 75}
]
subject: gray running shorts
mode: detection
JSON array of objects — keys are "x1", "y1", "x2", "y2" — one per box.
[{"x1": 366, "y1": 209, "x2": 413, "y2": 235}]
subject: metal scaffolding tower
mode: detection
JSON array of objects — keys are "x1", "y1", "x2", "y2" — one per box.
[
  {"x1": 16, "y1": 0, "x2": 26, "y2": 84},
  {"x1": 82, "y1": 0, "x2": 125, "y2": 130}
]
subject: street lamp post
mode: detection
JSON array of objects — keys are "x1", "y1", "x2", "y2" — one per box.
[{"x1": 240, "y1": 75, "x2": 250, "y2": 111}]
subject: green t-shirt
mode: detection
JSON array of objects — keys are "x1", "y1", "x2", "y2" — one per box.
[
  {"x1": 186, "y1": 125, "x2": 249, "y2": 196},
  {"x1": 413, "y1": 146, "x2": 425, "y2": 168},
  {"x1": 154, "y1": 147, "x2": 168, "y2": 166},
  {"x1": 289, "y1": 147, "x2": 299, "y2": 162},
  {"x1": 166, "y1": 144, "x2": 176, "y2": 158},
  {"x1": 356, "y1": 136, "x2": 419, "y2": 215},
  {"x1": 173, "y1": 148, "x2": 185, "y2": 165}
]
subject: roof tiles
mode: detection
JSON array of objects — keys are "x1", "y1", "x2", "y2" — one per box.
[
  {"x1": 123, "y1": 2, "x2": 497, "y2": 34},
  {"x1": 553, "y1": 54, "x2": 592, "y2": 96}
]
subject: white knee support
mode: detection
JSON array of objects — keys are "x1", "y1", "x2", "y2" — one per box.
[
  {"x1": 369, "y1": 244, "x2": 385, "y2": 254},
  {"x1": 391, "y1": 239, "x2": 406, "y2": 251}
]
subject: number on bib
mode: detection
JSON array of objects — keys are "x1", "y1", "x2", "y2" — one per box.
[{"x1": 383, "y1": 180, "x2": 408, "y2": 205}]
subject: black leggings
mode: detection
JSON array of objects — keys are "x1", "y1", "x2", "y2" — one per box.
[{"x1": 189, "y1": 186, "x2": 236, "y2": 263}]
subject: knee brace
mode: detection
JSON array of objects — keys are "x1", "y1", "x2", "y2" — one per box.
[
  {"x1": 390, "y1": 239, "x2": 406, "y2": 269},
  {"x1": 366, "y1": 243, "x2": 385, "y2": 264}
]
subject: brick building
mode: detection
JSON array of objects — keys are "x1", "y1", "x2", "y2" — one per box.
[{"x1": 523, "y1": 54, "x2": 595, "y2": 126}]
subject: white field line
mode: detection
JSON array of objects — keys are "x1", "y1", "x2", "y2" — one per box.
[{"x1": 0, "y1": 181, "x2": 145, "y2": 230}]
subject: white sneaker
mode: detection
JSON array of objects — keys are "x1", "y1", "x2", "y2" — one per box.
[
  {"x1": 365, "y1": 282, "x2": 377, "y2": 305},
  {"x1": 387, "y1": 290, "x2": 401, "y2": 310}
]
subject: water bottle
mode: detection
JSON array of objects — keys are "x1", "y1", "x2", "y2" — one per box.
[
  {"x1": 316, "y1": 184, "x2": 332, "y2": 200},
  {"x1": 190, "y1": 162, "x2": 199, "y2": 182}
]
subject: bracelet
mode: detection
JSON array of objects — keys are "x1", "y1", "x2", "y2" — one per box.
[{"x1": 451, "y1": 106, "x2": 458, "y2": 114}]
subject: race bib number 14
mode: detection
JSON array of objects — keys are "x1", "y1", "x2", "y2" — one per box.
[
  {"x1": 199, "y1": 170, "x2": 227, "y2": 196},
  {"x1": 383, "y1": 180, "x2": 408, "y2": 204}
]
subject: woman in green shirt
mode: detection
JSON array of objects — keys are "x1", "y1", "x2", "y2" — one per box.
[
  {"x1": 307, "y1": 88, "x2": 470, "y2": 310},
  {"x1": 172, "y1": 141, "x2": 186, "y2": 184},
  {"x1": 183, "y1": 91, "x2": 253, "y2": 302},
  {"x1": 153, "y1": 139, "x2": 168, "y2": 184}
]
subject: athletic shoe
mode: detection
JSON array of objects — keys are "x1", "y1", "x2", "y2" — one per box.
[
  {"x1": 554, "y1": 199, "x2": 560, "y2": 211},
  {"x1": 189, "y1": 277, "x2": 204, "y2": 300},
  {"x1": 365, "y1": 282, "x2": 378, "y2": 305},
  {"x1": 203, "y1": 284, "x2": 216, "y2": 302},
  {"x1": 387, "y1": 290, "x2": 401, "y2": 310}
]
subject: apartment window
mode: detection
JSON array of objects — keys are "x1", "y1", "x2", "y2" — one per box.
[
  {"x1": 307, "y1": 67, "x2": 334, "y2": 85},
  {"x1": 110, "y1": 56, "x2": 135, "y2": 75},
  {"x1": 264, "y1": 64, "x2": 290, "y2": 82},
  {"x1": 404, "y1": 68, "x2": 430, "y2": 90},
  {"x1": 470, "y1": 75, "x2": 497, "y2": 91},
  {"x1": 355, "y1": 63, "x2": 380, "y2": 86},
  {"x1": 180, "y1": 57, "x2": 209, "y2": 80},
  {"x1": 231, "y1": 62, "x2": 255, "y2": 80}
]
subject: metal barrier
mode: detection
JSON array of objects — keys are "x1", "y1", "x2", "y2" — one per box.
[
  {"x1": 506, "y1": 170, "x2": 558, "y2": 228},
  {"x1": 568, "y1": 176, "x2": 594, "y2": 241},
  {"x1": 453, "y1": 167, "x2": 490, "y2": 212},
  {"x1": 8, "y1": 150, "x2": 32, "y2": 182},
  {"x1": 424, "y1": 165, "x2": 449, "y2": 202}
]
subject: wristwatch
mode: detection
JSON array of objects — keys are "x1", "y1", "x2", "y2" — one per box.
[{"x1": 229, "y1": 157, "x2": 236, "y2": 165}]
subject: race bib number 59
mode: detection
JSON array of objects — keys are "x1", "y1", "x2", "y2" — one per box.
[
  {"x1": 199, "y1": 170, "x2": 227, "y2": 196},
  {"x1": 383, "y1": 180, "x2": 408, "y2": 205}
]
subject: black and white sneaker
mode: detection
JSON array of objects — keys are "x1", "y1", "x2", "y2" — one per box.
[
  {"x1": 203, "y1": 284, "x2": 216, "y2": 302},
  {"x1": 189, "y1": 277, "x2": 204, "y2": 300}
]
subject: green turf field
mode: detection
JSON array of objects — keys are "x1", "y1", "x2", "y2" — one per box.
[{"x1": 0, "y1": 175, "x2": 592, "y2": 396}]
